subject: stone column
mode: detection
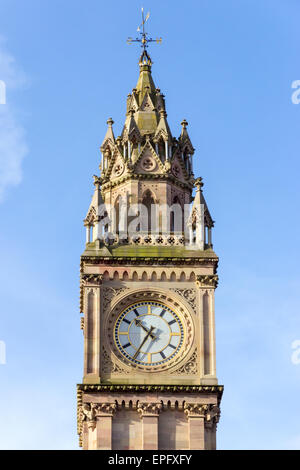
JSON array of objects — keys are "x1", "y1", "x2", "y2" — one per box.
[
  {"x1": 184, "y1": 404, "x2": 208, "y2": 450},
  {"x1": 93, "y1": 216, "x2": 101, "y2": 241},
  {"x1": 94, "y1": 403, "x2": 117, "y2": 450},
  {"x1": 165, "y1": 141, "x2": 168, "y2": 160},
  {"x1": 205, "y1": 405, "x2": 220, "y2": 450},
  {"x1": 137, "y1": 402, "x2": 162, "y2": 450},
  {"x1": 128, "y1": 141, "x2": 131, "y2": 161},
  {"x1": 208, "y1": 227, "x2": 212, "y2": 247},
  {"x1": 81, "y1": 403, "x2": 96, "y2": 450},
  {"x1": 85, "y1": 223, "x2": 90, "y2": 244}
]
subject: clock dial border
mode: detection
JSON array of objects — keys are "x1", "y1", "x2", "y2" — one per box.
[
  {"x1": 104, "y1": 289, "x2": 195, "y2": 373},
  {"x1": 114, "y1": 301, "x2": 185, "y2": 367}
]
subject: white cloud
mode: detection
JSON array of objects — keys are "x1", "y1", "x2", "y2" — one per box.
[{"x1": 0, "y1": 37, "x2": 28, "y2": 202}]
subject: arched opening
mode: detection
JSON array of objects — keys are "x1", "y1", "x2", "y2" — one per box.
[
  {"x1": 170, "y1": 196, "x2": 183, "y2": 233},
  {"x1": 158, "y1": 138, "x2": 166, "y2": 162},
  {"x1": 141, "y1": 190, "x2": 155, "y2": 234}
]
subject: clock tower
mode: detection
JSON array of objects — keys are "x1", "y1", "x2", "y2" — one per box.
[{"x1": 77, "y1": 42, "x2": 223, "y2": 450}]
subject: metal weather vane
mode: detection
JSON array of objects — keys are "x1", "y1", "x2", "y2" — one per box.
[{"x1": 127, "y1": 7, "x2": 162, "y2": 51}]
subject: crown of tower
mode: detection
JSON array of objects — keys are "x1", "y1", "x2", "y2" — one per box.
[{"x1": 99, "y1": 50, "x2": 195, "y2": 186}]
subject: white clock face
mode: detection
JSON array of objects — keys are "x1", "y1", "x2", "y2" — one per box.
[{"x1": 114, "y1": 301, "x2": 184, "y2": 367}]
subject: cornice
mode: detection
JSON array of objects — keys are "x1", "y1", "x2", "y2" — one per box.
[
  {"x1": 101, "y1": 172, "x2": 194, "y2": 192},
  {"x1": 77, "y1": 383, "x2": 224, "y2": 396},
  {"x1": 80, "y1": 255, "x2": 219, "y2": 267}
]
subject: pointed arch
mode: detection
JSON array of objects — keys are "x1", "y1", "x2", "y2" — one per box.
[
  {"x1": 170, "y1": 195, "x2": 183, "y2": 233},
  {"x1": 141, "y1": 189, "x2": 156, "y2": 234}
]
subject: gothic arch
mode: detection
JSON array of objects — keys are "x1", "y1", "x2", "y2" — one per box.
[{"x1": 141, "y1": 189, "x2": 156, "y2": 234}]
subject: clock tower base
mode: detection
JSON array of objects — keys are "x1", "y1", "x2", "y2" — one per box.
[{"x1": 78, "y1": 384, "x2": 223, "y2": 450}]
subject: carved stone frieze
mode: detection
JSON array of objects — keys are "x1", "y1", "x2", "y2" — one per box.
[
  {"x1": 81, "y1": 273, "x2": 103, "y2": 286},
  {"x1": 184, "y1": 403, "x2": 208, "y2": 417},
  {"x1": 196, "y1": 275, "x2": 218, "y2": 288},
  {"x1": 184, "y1": 403, "x2": 221, "y2": 424},
  {"x1": 94, "y1": 403, "x2": 117, "y2": 416},
  {"x1": 137, "y1": 402, "x2": 162, "y2": 417}
]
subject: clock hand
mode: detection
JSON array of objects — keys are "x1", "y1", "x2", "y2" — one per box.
[
  {"x1": 133, "y1": 325, "x2": 155, "y2": 360},
  {"x1": 134, "y1": 318, "x2": 156, "y2": 339}
]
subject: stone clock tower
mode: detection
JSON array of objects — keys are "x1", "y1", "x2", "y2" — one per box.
[{"x1": 77, "y1": 44, "x2": 223, "y2": 450}]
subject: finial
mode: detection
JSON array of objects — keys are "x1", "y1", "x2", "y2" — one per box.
[
  {"x1": 181, "y1": 119, "x2": 188, "y2": 129},
  {"x1": 107, "y1": 117, "x2": 114, "y2": 127},
  {"x1": 127, "y1": 8, "x2": 162, "y2": 55},
  {"x1": 194, "y1": 177, "x2": 204, "y2": 190}
]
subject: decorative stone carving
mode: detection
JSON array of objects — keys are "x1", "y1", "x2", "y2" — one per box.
[
  {"x1": 141, "y1": 156, "x2": 156, "y2": 171},
  {"x1": 196, "y1": 275, "x2": 218, "y2": 288},
  {"x1": 184, "y1": 403, "x2": 221, "y2": 424},
  {"x1": 184, "y1": 403, "x2": 209, "y2": 417},
  {"x1": 171, "y1": 288, "x2": 196, "y2": 313},
  {"x1": 81, "y1": 403, "x2": 97, "y2": 430},
  {"x1": 101, "y1": 346, "x2": 130, "y2": 375},
  {"x1": 113, "y1": 162, "x2": 124, "y2": 177},
  {"x1": 94, "y1": 403, "x2": 117, "y2": 416},
  {"x1": 81, "y1": 273, "x2": 103, "y2": 286},
  {"x1": 170, "y1": 349, "x2": 198, "y2": 375},
  {"x1": 102, "y1": 286, "x2": 129, "y2": 312},
  {"x1": 206, "y1": 404, "x2": 221, "y2": 425},
  {"x1": 137, "y1": 402, "x2": 162, "y2": 417}
]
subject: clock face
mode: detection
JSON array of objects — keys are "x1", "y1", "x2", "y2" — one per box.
[{"x1": 114, "y1": 301, "x2": 184, "y2": 367}]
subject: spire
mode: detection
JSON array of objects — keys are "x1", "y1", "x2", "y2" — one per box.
[
  {"x1": 154, "y1": 109, "x2": 172, "y2": 143},
  {"x1": 136, "y1": 50, "x2": 156, "y2": 103},
  {"x1": 179, "y1": 119, "x2": 189, "y2": 142},
  {"x1": 100, "y1": 117, "x2": 115, "y2": 151},
  {"x1": 179, "y1": 119, "x2": 194, "y2": 154}
]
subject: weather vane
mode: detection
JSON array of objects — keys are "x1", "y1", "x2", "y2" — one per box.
[{"x1": 127, "y1": 7, "x2": 162, "y2": 51}]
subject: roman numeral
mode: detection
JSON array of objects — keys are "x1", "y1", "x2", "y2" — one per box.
[
  {"x1": 122, "y1": 343, "x2": 131, "y2": 349},
  {"x1": 160, "y1": 351, "x2": 166, "y2": 359},
  {"x1": 123, "y1": 318, "x2": 130, "y2": 325},
  {"x1": 169, "y1": 343, "x2": 176, "y2": 349},
  {"x1": 133, "y1": 309, "x2": 139, "y2": 317},
  {"x1": 160, "y1": 309, "x2": 166, "y2": 317},
  {"x1": 168, "y1": 319, "x2": 176, "y2": 325}
]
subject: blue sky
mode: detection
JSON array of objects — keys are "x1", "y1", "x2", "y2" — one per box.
[{"x1": 0, "y1": 0, "x2": 300, "y2": 449}]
